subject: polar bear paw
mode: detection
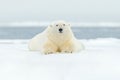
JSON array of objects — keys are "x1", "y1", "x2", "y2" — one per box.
[
  {"x1": 44, "y1": 51, "x2": 54, "y2": 55},
  {"x1": 61, "y1": 50, "x2": 73, "y2": 53},
  {"x1": 42, "y1": 48, "x2": 56, "y2": 55},
  {"x1": 61, "y1": 41, "x2": 75, "y2": 53},
  {"x1": 42, "y1": 41, "x2": 58, "y2": 54},
  {"x1": 61, "y1": 47, "x2": 74, "y2": 53}
]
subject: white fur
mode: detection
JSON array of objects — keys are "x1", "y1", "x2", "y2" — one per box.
[{"x1": 28, "y1": 21, "x2": 84, "y2": 54}]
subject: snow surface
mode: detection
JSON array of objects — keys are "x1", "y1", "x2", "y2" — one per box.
[{"x1": 0, "y1": 38, "x2": 120, "y2": 80}]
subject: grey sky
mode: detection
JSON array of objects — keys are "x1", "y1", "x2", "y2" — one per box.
[{"x1": 0, "y1": 0, "x2": 120, "y2": 22}]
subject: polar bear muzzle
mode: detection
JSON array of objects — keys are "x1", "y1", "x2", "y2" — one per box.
[{"x1": 58, "y1": 28, "x2": 63, "y2": 33}]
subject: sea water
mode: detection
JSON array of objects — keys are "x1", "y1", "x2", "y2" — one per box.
[{"x1": 0, "y1": 27, "x2": 120, "y2": 39}]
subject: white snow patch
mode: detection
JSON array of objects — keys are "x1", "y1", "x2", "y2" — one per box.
[{"x1": 0, "y1": 38, "x2": 120, "y2": 80}]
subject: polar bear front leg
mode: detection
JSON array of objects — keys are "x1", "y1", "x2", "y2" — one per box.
[
  {"x1": 61, "y1": 41, "x2": 75, "y2": 53},
  {"x1": 42, "y1": 41, "x2": 57, "y2": 54}
]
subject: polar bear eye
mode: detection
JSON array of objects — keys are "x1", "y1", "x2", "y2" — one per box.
[
  {"x1": 63, "y1": 24, "x2": 65, "y2": 26},
  {"x1": 56, "y1": 24, "x2": 59, "y2": 27}
]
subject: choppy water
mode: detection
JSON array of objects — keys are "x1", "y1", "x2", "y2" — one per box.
[{"x1": 0, "y1": 27, "x2": 120, "y2": 39}]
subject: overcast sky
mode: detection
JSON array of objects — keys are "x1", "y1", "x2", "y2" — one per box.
[{"x1": 0, "y1": 0, "x2": 120, "y2": 22}]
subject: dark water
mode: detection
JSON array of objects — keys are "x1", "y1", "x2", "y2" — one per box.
[{"x1": 0, "y1": 27, "x2": 120, "y2": 39}]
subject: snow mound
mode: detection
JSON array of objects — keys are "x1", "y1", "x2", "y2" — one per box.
[{"x1": 0, "y1": 38, "x2": 120, "y2": 80}]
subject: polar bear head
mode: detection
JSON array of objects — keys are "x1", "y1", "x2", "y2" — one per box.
[{"x1": 48, "y1": 21, "x2": 72, "y2": 35}]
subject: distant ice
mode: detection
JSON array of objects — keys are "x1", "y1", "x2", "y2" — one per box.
[
  {"x1": 0, "y1": 38, "x2": 120, "y2": 80},
  {"x1": 0, "y1": 22, "x2": 120, "y2": 27}
]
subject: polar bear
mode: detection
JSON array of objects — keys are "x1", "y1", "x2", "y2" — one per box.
[{"x1": 28, "y1": 21, "x2": 84, "y2": 54}]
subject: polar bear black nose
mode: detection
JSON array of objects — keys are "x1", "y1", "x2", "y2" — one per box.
[{"x1": 59, "y1": 28, "x2": 63, "y2": 33}]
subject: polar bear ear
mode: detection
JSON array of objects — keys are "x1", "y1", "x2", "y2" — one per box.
[{"x1": 68, "y1": 23, "x2": 71, "y2": 27}]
